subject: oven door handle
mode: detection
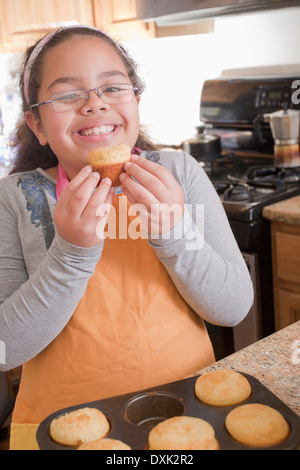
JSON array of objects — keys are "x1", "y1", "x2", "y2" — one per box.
[{"x1": 253, "y1": 114, "x2": 267, "y2": 143}]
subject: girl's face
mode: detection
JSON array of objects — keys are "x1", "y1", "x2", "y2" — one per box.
[{"x1": 26, "y1": 36, "x2": 140, "y2": 179}]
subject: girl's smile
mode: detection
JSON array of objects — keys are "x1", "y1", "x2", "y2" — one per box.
[
  {"x1": 26, "y1": 36, "x2": 140, "y2": 179},
  {"x1": 73, "y1": 119, "x2": 123, "y2": 143}
]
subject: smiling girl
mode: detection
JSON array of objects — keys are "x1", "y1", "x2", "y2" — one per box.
[{"x1": 0, "y1": 26, "x2": 253, "y2": 449}]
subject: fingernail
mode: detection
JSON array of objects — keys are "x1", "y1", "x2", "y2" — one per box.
[
  {"x1": 119, "y1": 172, "x2": 126, "y2": 182},
  {"x1": 101, "y1": 177, "x2": 112, "y2": 185},
  {"x1": 131, "y1": 154, "x2": 138, "y2": 161},
  {"x1": 86, "y1": 165, "x2": 93, "y2": 173},
  {"x1": 92, "y1": 171, "x2": 100, "y2": 179},
  {"x1": 124, "y1": 162, "x2": 132, "y2": 171}
]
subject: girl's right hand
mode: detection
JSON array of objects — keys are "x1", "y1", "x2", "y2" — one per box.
[{"x1": 53, "y1": 165, "x2": 115, "y2": 247}]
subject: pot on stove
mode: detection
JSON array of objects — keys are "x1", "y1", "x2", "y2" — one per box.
[
  {"x1": 254, "y1": 108, "x2": 300, "y2": 167},
  {"x1": 181, "y1": 126, "x2": 221, "y2": 161}
]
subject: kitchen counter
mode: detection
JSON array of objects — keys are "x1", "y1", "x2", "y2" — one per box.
[
  {"x1": 197, "y1": 321, "x2": 300, "y2": 417},
  {"x1": 263, "y1": 195, "x2": 300, "y2": 225}
]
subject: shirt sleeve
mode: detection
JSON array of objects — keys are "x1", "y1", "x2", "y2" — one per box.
[
  {"x1": 0, "y1": 186, "x2": 103, "y2": 371},
  {"x1": 148, "y1": 151, "x2": 254, "y2": 327}
]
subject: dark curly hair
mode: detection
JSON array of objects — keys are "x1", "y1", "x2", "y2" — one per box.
[{"x1": 10, "y1": 26, "x2": 160, "y2": 175}]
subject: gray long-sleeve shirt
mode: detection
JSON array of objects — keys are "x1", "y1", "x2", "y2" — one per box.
[{"x1": 0, "y1": 150, "x2": 253, "y2": 371}]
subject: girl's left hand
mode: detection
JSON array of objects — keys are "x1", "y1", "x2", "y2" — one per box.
[{"x1": 119, "y1": 154, "x2": 184, "y2": 235}]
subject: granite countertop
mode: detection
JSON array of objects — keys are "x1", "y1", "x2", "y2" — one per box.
[
  {"x1": 263, "y1": 195, "x2": 300, "y2": 225},
  {"x1": 197, "y1": 321, "x2": 300, "y2": 417}
]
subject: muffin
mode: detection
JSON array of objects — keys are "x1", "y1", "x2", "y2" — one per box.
[
  {"x1": 225, "y1": 403, "x2": 290, "y2": 447},
  {"x1": 77, "y1": 438, "x2": 131, "y2": 450},
  {"x1": 88, "y1": 143, "x2": 131, "y2": 186},
  {"x1": 195, "y1": 369, "x2": 252, "y2": 407},
  {"x1": 49, "y1": 407, "x2": 110, "y2": 447},
  {"x1": 148, "y1": 416, "x2": 219, "y2": 450}
]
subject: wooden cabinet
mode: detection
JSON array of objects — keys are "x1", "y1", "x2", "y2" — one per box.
[
  {"x1": 277, "y1": 289, "x2": 300, "y2": 330},
  {"x1": 0, "y1": 0, "x2": 155, "y2": 52},
  {"x1": 0, "y1": 0, "x2": 94, "y2": 52},
  {"x1": 92, "y1": 0, "x2": 155, "y2": 40},
  {"x1": 92, "y1": 1, "x2": 212, "y2": 40},
  {"x1": 0, "y1": 0, "x2": 211, "y2": 52},
  {"x1": 270, "y1": 221, "x2": 300, "y2": 330}
]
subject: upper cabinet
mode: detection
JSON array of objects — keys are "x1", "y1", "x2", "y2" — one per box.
[
  {"x1": 0, "y1": 0, "x2": 155, "y2": 52},
  {"x1": 0, "y1": 0, "x2": 95, "y2": 52},
  {"x1": 0, "y1": 0, "x2": 212, "y2": 52},
  {"x1": 94, "y1": 0, "x2": 213, "y2": 40},
  {"x1": 93, "y1": 0, "x2": 155, "y2": 41}
]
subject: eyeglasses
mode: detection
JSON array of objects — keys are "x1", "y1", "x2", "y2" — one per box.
[{"x1": 30, "y1": 83, "x2": 139, "y2": 113}]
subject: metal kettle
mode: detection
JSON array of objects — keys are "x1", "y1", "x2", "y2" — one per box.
[
  {"x1": 266, "y1": 109, "x2": 300, "y2": 144},
  {"x1": 254, "y1": 108, "x2": 300, "y2": 167},
  {"x1": 181, "y1": 126, "x2": 221, "y2": 161}
]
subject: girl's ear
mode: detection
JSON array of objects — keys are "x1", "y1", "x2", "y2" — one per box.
[{"x1": 25, "y1": 111, "x2": 48, "y2": 146}]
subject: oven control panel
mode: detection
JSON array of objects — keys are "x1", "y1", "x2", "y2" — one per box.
[
  {"x1": 257, "y1": 85, "x2": 295, "y2": 110},
  {"x1": 200, "y1": 77, "x2": 300, "y2": 124}
]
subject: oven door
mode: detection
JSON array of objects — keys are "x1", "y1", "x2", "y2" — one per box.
[
  {"x1": 0, "y1": 372, "x2": 11, "y2": 428},
  {"x1": 233, "y1": 252, "x2": 263, "y2": 351},
  {"x1": 205, "y1": 252, "x2": 263, "y2": 360}
]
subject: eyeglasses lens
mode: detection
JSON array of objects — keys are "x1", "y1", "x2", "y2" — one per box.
[{"x1": 51, "y1": 84, "x2": 135, "y2": 112}]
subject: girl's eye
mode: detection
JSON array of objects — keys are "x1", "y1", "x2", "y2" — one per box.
[
  {"x1": 103, "y1": 86, "x2": 122, "y2": 93},
  {"x1": 62, "y1": 93, "x2": 81, "y2": 101},
  {"x1": 54, "y1": 91, "x2": 83, "y2": 102},
  {"x1": 65, "y1": 93, "x2": 80, "y2": 100}
]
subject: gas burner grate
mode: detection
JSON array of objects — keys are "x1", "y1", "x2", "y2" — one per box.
[
  {"x1": 278, "y1": 167, "x2": 300, "y2": 183},
  {"x1": 221, "y1": 179, "x2": 286, "y2": 203},
  {"x1": 245, "y1": 165, "x2": 300, "y2": 183}
]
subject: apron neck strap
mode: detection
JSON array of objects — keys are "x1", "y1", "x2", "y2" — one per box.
[{"x1": 56, "y1": 164, "x2": 69, "y2": 201}]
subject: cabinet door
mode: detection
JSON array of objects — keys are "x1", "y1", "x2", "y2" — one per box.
[
  {"x1": 276, "y1": 289, "x2": 300, "y2": 330},
  {"x1": 0, "y1": 0, "x2": 94, "y2": 52},
  {"x1": 93, "y1": 0, "x2": 155, "y2": 41},
  {"x1": 275, "y1": 231, "x2": 300, "y2": 284}
]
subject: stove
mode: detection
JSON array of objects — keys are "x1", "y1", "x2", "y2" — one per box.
[
  {"x1": 202, "y1": 154, "x2": 300, "y2": 223},
  {"x1": 194, "y1": 67, "x2": 300, "y2": 359}
]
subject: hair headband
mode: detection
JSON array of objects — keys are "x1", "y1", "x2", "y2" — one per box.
[{"x1": 24, "y1": 25, "x2": 125, "y2": 106}]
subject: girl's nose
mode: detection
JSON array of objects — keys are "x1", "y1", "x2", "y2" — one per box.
[{"x1": 80, "y1": 90, "x2": 110, "y2": 114}]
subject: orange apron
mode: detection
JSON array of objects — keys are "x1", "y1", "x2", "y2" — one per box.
[{"x1": 10, "y1": 194, "x2": 215, "y2": 450}]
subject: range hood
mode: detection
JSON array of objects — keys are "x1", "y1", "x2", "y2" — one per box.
[{"x1": 136, "y1": 0, "x2": 300, "y2": 26}]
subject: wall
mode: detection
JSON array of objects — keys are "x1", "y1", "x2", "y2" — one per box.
[{"x1": 125, "y1": 6, "x2": 300, "y2": 146}]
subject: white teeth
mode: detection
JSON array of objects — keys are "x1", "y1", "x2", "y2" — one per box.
[{"x1": 80, "y1": 125, "x2": 115, "y2": 136}]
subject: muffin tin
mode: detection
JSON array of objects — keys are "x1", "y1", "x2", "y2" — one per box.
[{"x1": 36, "y1": 371, "x2": 300, "y2": 450}]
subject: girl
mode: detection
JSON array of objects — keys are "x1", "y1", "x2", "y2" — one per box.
[{"x1": 0, "y1": 26, "x2": 253, "y2": 450}]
